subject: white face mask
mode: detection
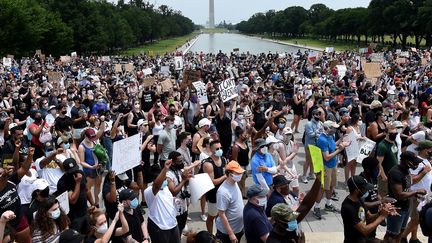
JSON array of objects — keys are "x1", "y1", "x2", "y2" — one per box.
[
  {"x1": 260, "y1": 147, "x2": 268, "y2": 154},
  {"x1": 49, "y1": 208, "x2": 61, "y2": 219},
  {"x1": 357, "y1": 121, "x2": 363, "y2": 126},
  {"x1": 272, "y1": 143, "x2": 280, "y2": 150},
  {"x1": 238, "y1": 114, "x2": 244, "y2": 120},
  {"x1": 96, "y1": 223, "x2": 108, "y2": 234},
  {"x1": 257, "y1": 197, "x2": 267, "y2": 207},
  {"x1": 231, "y1": 173, "x2": 242, "y2": 182}
]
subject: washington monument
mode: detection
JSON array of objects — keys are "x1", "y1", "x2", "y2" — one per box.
[{"x1": 209, "y1": 0, "x2": 215, "y2": 28}]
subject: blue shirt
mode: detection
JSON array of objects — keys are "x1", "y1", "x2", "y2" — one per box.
[
  {"x1": 317, "y1": 133, "x2": 337, "y2": 168},
  {"x1": 266, "y1": 190, "x2": 298, "y2": 217},
  {"x1": 305, "y1": 119, "x2": 323, "y2": 146},
  {"x1": 251, "y1": 152, "x2": 275, "y2": 186},
  {"x1": 243, "y1": 202, "x2": 272, "y2": 243}
]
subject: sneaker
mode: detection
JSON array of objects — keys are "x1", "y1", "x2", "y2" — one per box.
[
  {"x1": 187, "y1": 216, "x2": 192, "y2": 221},
  {"x1": 409, "y1": 239, "x2": 422, "y2": 243},
  {"x1": 313, "y1": 207, "x2": 322, "y2": 220},
  {"x1": 301, "y1": 176, "x2": 308, "y2": 184},
  {"x1": 331, "y1": 193, "x2": 339, "y2": 201},
  {"x1": 324, "y1": 204, "x2": 339, "y2": 213},
  {"x1": 182, "y1": 225, "x2": 190, "y2": 235},
  {"x1": 200, "y1": 214, "x2": 207, "y2": 222},
  {"x1": 307, "y1": 174, "x2": 316, "y2": 180}
]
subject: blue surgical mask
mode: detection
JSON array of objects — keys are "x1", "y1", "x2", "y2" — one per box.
[
  {"x1": 130, "y1": 198, "x2": 139, "y2": 209},
  {"x1": 325, "y1": 101, "x2": 330, "y2": 107},
  {"x1": 45, "y1": 151, "x2": 53, "y2": 157},
  {"x1": 286, "y1": 220, "x2": 298, "y2": 232},
  {"x1": 215, "y1": 149, "x2": 223, "y2": 157},
  {"x1": 360, "y1": 190, "x2": 369, "y2": 200},
  {"x1": 63, "y1": 143, "x2": 70, "y2": 149}
]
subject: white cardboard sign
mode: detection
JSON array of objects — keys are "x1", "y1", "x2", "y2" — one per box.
[
  {"x1": 219, "y1": 79, "x2": 238, "y2": 102},
  {"x1": 356, "y1": 138, "x2": 376, "y2": 164},
  {"x1": 192, "y1": 81, "x2": 208, "y2": 105},
  {"x1": 189, "y1": 173, "x2": 214, "y2": 204},
  {"x1": 174, "y1": 56, "x2": 183, "y2": 71},
  {"x1": 112, "y1": 134, "x2": 142, "y2": 174},
  {"x1": 56, "y1": 191, "x2": 70, "y2": 214}
]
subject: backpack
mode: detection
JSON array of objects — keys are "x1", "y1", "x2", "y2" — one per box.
[
  {"x1": 93, "y1": 143, "x2": 109, "y2": 165},
  {"x1": 39, "y1": 127, "x2": 52, "y2": 144},
  {"x1": 419, "y1": 200, "x2": 432, "y2": 236}
]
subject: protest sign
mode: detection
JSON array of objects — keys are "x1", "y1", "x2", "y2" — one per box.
[
  {"x1": 192, "y1": 81, "x2": 208, "y2": 104},
  {"x1": 369, "y1": 43, "x2": 377, "y2": 49},
  {"x1": 325, "y1": 47, "x2": 334, "y2": 53},
  {"x1": 174, "y1": 56, "x2": 183, "y2": 71},
  {"x1": 219, "y1": 79, "x2": 238, "y2": 102},
  {"x1": 125, "y1": 63, "x2": 134, "y2": 72},
  {"x1": 233, "y1": 48, "x2": 240, "y2": 52},
  {"x1": 40, "y1": 54, "x2": 45, "y2": 61},
  {"x1": 189, "y1": 173, "x2": 214, "y2": 204},
  {"x1": 411, "y1": 47, "x2": 417, "y2": 52},
  {"x1": 396, "y1": 49, "x2": 402, "y2": 55},
  {"x1": 359, "y1": 48, "x2": 368, "y2": 54},
  {"x1": 330, "y1": 60, "x2": 340, "y2": 69},
  {"x1": 308, "y1": 51, "x2": 318, "y2": 62},
  {"x1": 102, "y1": 56, "x2": 110, "y2": 62},
  {"x1": 279, "y1": 53, "x2": 286, "y2": 59},
  {"x1": 48, "y1": 71, "x2": 62, "y2": 88},
  {"x1": 115, "y1": 64, "x2": 122, "y2": 73},
  {"x1": 396, "y1": 58, "x2": 408, "y2": 64},
  {"x1": 71, "y1": 52, "x2": 77, "y2": 58},
  {"x1": 181, "y1": 70, "x2": 201, "y2": 90},
  {"x1": 142, "y1": 78, "x2": 156, "y2": 88},
  {"x1": 160, "y1": 79, "x2": 173, "y2": 92},
  {"x1": 60, "y1": 56, "x2": 71, "y2": 63},
  {"x1": 336, "y1": 65, "x2": 347, "y2": 80},
  {"x1": 356, "y1": 138, "x2": 376, "y2": 164},
  {"x1": 112, "y1": 134, "x2": 141, "y2": 174},
  {"x1": 308, "y1": 145, "x2": 324, "y2": 186},
  {"x1": 56, "y1": 191, "x2": 70, "y2": 214},
  {"x1": 161, "y1": 66, "x2": 170, "y2": 76},
  {"x1": 35, "y1": 50, "x2": 42, "y2": 55},
  {"x1": 6, "y1": 55, "x2": 13, "y2": 60},
  {"x1": 344, "y1": 132, "x2": 360, "y2": 162},
  {"x1": 400, "y1": 51, "x2": 409, "y2": 58},
  {"x1": 370, "y1": 53, "x2": 384, "y2": 63},
  {"x1": 363, "y1": 62, "x2": 381, "y2": 78},
  {"x1": 2, "y1": 58, "x2": 12, "y2": 67},
  {"x1": 142, "y1": 68, "x2": 152, "y2": 76}
]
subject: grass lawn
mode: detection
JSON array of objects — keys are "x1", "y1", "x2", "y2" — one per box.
[{"x1": 122, "y1": 32, "x2": 198, "y2": 56}]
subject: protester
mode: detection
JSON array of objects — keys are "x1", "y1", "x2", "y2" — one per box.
[{"x1": 243, "y1": 184, "x2": 271, "y2": 243}]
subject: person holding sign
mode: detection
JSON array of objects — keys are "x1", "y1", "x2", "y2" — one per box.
[{"x1": 313, "y1": 121, "x2": 350, "y2": 220}]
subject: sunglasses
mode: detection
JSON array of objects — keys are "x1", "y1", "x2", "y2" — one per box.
[{"x1": 215, "y1": 147, "x2": 222, "y2": 151}]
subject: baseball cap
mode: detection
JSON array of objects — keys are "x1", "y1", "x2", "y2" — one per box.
[
  {"x1": 400, "y1": 151, "x2": 423, "y2": 164},
  {"x1": 8, "y1": 123, "x2": 18, "y2": 130},
  {"x1": 225, "y1": 161, "x2": 245, "y2": 174},
  {"x1": 62, "y1": 158, "x2": 79, "y2": 174},
  {"x1": 119, "y1": 189, "x2": 138, "y2": 202},
  {"x1": 32, "y1": 178, "x2": 49, "y2": 192},
  {"x1": 265, "y1": 136, "x2": 279, "y2": 145},
  {"x1": 271, "y1": 203, "x2": 299, "y2": 222},
  {"x1": 198, "y1": 118, "x2": 211, "y2": 128},
  {"x1": 347, "y1": 176, "x2": 374, "y2": 192},
  {"x1": 246, "y1": 184, "x2": 269, "y2": 198},
  {"x1": 59, "y1": 229, "x2": 85, "y2": 243},
  {"x1": 415, "y1": 140, "x2": 432, "y2": 151},
  {"x1": 84, "y1": 129, "x2": 97, "y2": 141},
  {"x1": 137, "y1": 119, "x2": 148, "y2": 128},
  {"x1": 282, "y1": 127, "x2": 293, "y2": 134},
  {"x1": 273, "y1": 175, "x2": 291, "y2": 187},
  {"x1": 323, "y1": 120, "x2": 340, "y2": 129},
  {"x1": 370, "y1": 100, "x2": 382, "y2": 109},
  {"x1": 254, "y1": 138, "x2": 268, "y2": 150},
  {"x1": 117, "y1": 172, "x2": 129, "y2": 181},
  {"x1": 339, "y1": 107, "x2": 349, "y2": 114},
  {"x1": 48, "y1": 105, "x2": 56, "y2": 111}
]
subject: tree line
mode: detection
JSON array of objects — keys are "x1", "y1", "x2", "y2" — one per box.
[
  {"x1": 236, "y1": 0, "x2": 432, "y2": 49},
  {"x1": 0, "y1": 0, "x2": 195, "y2": 57}
]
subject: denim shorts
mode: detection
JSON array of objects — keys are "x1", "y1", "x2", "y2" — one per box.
[{"x1": 386, "y1": 208, "x2": 409, "y2": 235}]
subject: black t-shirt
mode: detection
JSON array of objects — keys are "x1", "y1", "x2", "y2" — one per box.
[
  {"x1": 0, "y1": 173, "x2": 21, "y2": 227},
  {"x1": 388, "y1": 165, "x2": 412, "y2": 210},
  {"x1": 70, "y1": 105, "x2": 88, "y2": 129},
  {"x1": 141, "y1": 91, "x2": 155, "y2": 112},
  {"x1": 14, "y1": 111, "x2": 28, "y2": 130},
  {"x1": 121, "y1": 209, "x2": 145, "y2": 242},
  {"x1": 54, "y1": 116, "x2": 74, "y2": 133},
  {"x1": 341, "y1": 197, "x2": 367, "y2": 243},
  {"x1": 2, "y1": 138, "x2": 29, "y2": 161},
  {"x1": 56, "y1": 171, "x2": 87, "y2": 219},
  {"x1": 102, "y1": 175, "x2": 130, "y2": 220},
  {"x1": 252, "y1": 110, "x2": 266, "y2": 131}
]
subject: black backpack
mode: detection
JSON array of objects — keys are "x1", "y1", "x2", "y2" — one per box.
[{"x1": 419, "y1": 200, "x2": 432, "y2": 236}]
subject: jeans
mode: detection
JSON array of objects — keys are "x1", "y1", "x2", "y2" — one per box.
[
  {"x1": 386, "y1": 208, "x2": 409, "y2": 235},
  {"x1": 148, "y1": 218, "x2": 180, "y2": 243}
]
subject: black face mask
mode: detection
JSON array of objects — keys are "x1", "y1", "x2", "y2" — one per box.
[
  {"x1": 187, "y1": 140, "x2": 192, "y2": 148},
  {"x1": 34, "y1": 116, "x2": 42, "y2": 123},
  {"x1": 388, "y1": 133, "x2": 398, "y2": 141},
  {"x1": 61, "y1": 110, "x2": 67, "y2": 115},
  {"x1": 174, "y1": 162, "x2": 184, "y2": 170},
  {"x1": 313, "y1": 116, "x2": 320, "y2": 121}
]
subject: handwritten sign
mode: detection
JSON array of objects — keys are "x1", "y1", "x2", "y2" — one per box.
[
  {"x1": 356, "y1": 138, "x2": 376, "y2": 164},
  {"x1": 102, "y1": 56, "x2": 110, "y2": 62},
  {"x1": 160, "y1": 79, "x2": 173, "y2": 92},
  {"x1": 174, "y1": 56, "x2": 183, "y2": 71},
  {"x1": 370, "y1": 53, "x2": 384, "y2": 63},
  {"x1": 336, "y1": 65, "x2": 347, "y2": 80},
  {"x1": 192, "y1": 81, "x2": 208, "y2": 104},
  {"x1": 2, "y1": 58, "x2": 11, "y2": 67},
  {"x1": 48, "y1": 71, "x2": 62, "y2": 88},
  {"x1": 60, "y1": 56, "x2": 71, "y2": 63},
  {"x1": 142, "y1": 78, "x2": 156, "y2": 88},
  {"x1": 181, "y1": 70, "x2": 201, "y2": 90},
  {"x1": 56, "y1": 191, "x2": 70, "y2": 214},
  {"x1": 125, "y1": 63, "x2": 134, "y2": 72},
  {"x1": 115, "y1": 64, "x2": 122, "y2": 73},
  {"x1": 325, "y1": 47, "x2": 334, "y2": 53},
  {"x1": 189, "y1": 173, "x2": 214, "y2": 204},
  {"x1": 161, "y1": 66, "x2": 170, "y2": 76},
  {"x1": 308, "y1": 145, "x2": 324, "y2": 186},
  {"x1": 219, "y1": 79, "x2": 238, "y2": 102},
  {"x1": 112, "y1": 134, "x2": 141, "y2": 174},
  {"x1": 344, "y1": 132, "x2": 360, "y2": 162},
  {"x1": 143, "y1": 68, "x2": 152, "y2": 76},
  {"x1": 363, "y1": 62, "x2": 381, "y2": 78}
]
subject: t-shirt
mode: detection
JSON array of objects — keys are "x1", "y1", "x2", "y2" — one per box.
[
  {"x1": 251, "y1": 152, "x2": 275, "y2": 186},
  {"x1": 122, "y1": 209, "x2": 145, "y2": 242},
  {"x1": 410, "y1": 156, "x2": 432, "y2": 193},
  {"x1": 0, "y1": 173, "x2": 21, "y2": 227},
  {"x1": 35, "y1": 156, "x2": 65, "y2": 195},
  {"x1": 143, "y1": 186, "x2": 177, "y2": 230},
  {"x1": 56, "y1": 171, "x2": 87, "y2": 219},
  {"x1": 215, "y1": 181, "x2": 244, "y2": 234},
  {"x1": 102, "y1": 176, "x2": 130, "y2": 220},
  {"x1": 17, "y1": 169, "x2": 38, "y2": 205},
  {"x1": 266, "y1": 229, "x2": 300, "y2": 243},
  {"x1": 406, "y1": 131, "x2": 426, "y2": 154},
  {"x1": 376, "y1": 139, "x2": 398, "y2": 175},
  {"x1": 341, "y1": 197, "x2": 367, "y2": 243},
  {"x1": 388, "y1": 165, "x2": 412, "y2": 210},
  {"x1": 70, "y1": 104, "x2": 88, "y2": 129},
  {"x1": 141, "y1": 91, "x2": 155, "y2": 112},
  {"x1": 317, "y1": 133, "x2": 337, "y2": 168},
  {"x1": 243, "y1": 202, "x2": 272, "y2": 243},
  {"x1": 166, "y1": 169, "x2": 188, "y2": 215},
  {"x1": 157, "y1": 129, "x2": 176, "y2": 161}
]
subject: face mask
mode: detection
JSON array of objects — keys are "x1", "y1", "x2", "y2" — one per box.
[
  {"x1": 238, "y1": 114, "x2": 244, "y2": 120},
  {"x1": 45, "y1": 150, "x2": 53, "y2": 157},
  {"x1": 99, "y1": 99, "x2": 105, "y2": 104},
  {"x1": 61, "y1": 110, "x2": 67, "y2": 115},
  {"x1": 286, "y1": 220, "x2": 298, "y2": 232},
  {"x1": 260, "y1": 147, "x2": 268, "y2": 154},
  {"x1": 357, "y1": 121, "x2": 363, "y2": 126},
  {"x1": 214, "y1": 149, "x2": 223, "y2": 157},
  {"x1": 96, "y1": 223, "x2": 108, "y2": 234},
  {"x1": 231, "y1": 173, "x2": 242, "y2": 182},
  {"x1": 168, "y1": 124, "x2": 175, "y2": 130},
  {"x1": 407, "y1": 162, "x2": 418, "y2": 170},
  {"x1": 278, "y1": 123, "x2": 285, "y2": 129},
  {"x1": 186, "y1": 140, "x2": 192, "y2": 147},
  {"x1": 257, "y1": 197, "x2": 267, "y2": 207},
  {"x1": 200, "y1": 109, "x2": 205, "y2": 113},
  {"x1": 272, "y1": 143, "x2": 280, "y2": 150},
  {"x1": 314, "y1": 116, "x2": 320, "y2": 121},
  {"x1": 174, "y1": 162, "x2": 185, "y2": 170},
  {"x1": 161, "y1": 180, "x2": 168, "y2": 189},
  {"x1": 49, "y1": 208, "x2": 61, "y2": 219},
  {"x1": 34, "y1": 116, "x2": 42, "y2": 123},
  {"x1": 360, "y1": 190, "x2": 369, "y2": 200},
  {"x1": 324, "y1": 101, "x2": 330, "y2": 107},
  {"x1": 130, "y1": 198, "x2": 139, "y2": 209},
  {"x1": 63, "y1": 143, "x2": 70, "y2": 149},
  {"x1": 268, "y1": 96, "x2": 273, "y2": 101},
  {"x1": 260, "y1": 106, "x2": 265, "y2": 112},
  {"x1": 122, "y1": 100, "x2": 128, "y2": 105},
  {"x1": 388, "y1": 132, "x2": 397, "y2": 141},
  {"x1": 328, "y1": 129, "x2": 335, "y2": 136}
]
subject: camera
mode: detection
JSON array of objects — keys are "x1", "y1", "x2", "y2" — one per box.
[{"x1": 180, "y1": 190, "x2": 191, "y2": 199}]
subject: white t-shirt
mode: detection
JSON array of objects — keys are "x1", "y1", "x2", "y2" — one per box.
[
  {"x1": 45, "y1": 113, "x2": 57, "y2": 127},
  {"x1": 174, "y1": 115, "x2": 183, "y2": 131},
  {"x1": 166, "y1": 170, "x2": 187, "y2": 215},
  {"x1": 35, "y1": 155, "x2": 65, "y2": 195},
  {"x1": 410, "y1": 157, "x2": 432, "y2": 193},
  {"x1": 144, "y1": 186, "x2": 177, "y2": 230},
  {"x1": 17, "y1": 169, "x2": 38, "y2": 204},
  {"x1": 407, "y1": 131, "x2": 426, "y2": 154}
]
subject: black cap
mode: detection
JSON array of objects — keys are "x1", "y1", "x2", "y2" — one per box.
[
  {"x1": 273, "y1": 175, "x2": 291, "y2": 187},
  {"x1": 400, "y1": 151, "x2": 423, "y2": 165},
  {"x1": 119, "y1": 188, "x2": 138, "y2": 202},
  {"x1": 62, "y1": 158, "x2": 79, "y2": 174},
  {"x1": 347, "y1": 176, "x2": 374, "y2": 192},
  {"x1": 59, "y1": 229, "x2": 85, "y2": 243}
]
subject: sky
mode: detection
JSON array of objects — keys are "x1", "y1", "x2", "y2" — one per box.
[{"x1": 111, "y1": 0, "x2": 371, "y2": 25}]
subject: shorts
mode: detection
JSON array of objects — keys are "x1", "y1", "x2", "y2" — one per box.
[
  {"x1": 378, "y1": 176, "x2": 388, "y2": 197},
  {"x1": 73, "y1": 128, "x2": 85, "y2": 140},
  {"x1": 410, "y1": 197, "x2": 420, "y2": 220},
  {"x1": 208, "y1": 202, "x2": 218, "y2": 217},
  {"x1": 84, "y1": 168, "x2": 98, "y2": 179},
  {"x1": 324, "y1": 167, "x2": 337, "y2": 191},
  {"x1": 387, "y1": 208, "x2": 409, "y2": 235},
  {"x1": 176, "y1": 212, "x2": 188, "y2": 232}
]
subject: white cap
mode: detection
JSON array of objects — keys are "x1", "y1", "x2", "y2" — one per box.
[
  {"x1": 8, "y1": 123, "x2": 18, "y2": 130},
  {"x1": 31, "y1": 178, "x2": 49, "y2": 192},
  {"x1": 323, "y1": 120, "x2": 340, "y2": 128},
  {"x1": 117, "y1": 172, "x2": 129, "y2": 181},
  {"x1": 137, "y1": 119, "x2": 148, "y2": 128},
  {"x1": 198, "y1": 118, "x2": 211, "y2": 128},
  {"x1": 283, "y1": 127, "x2": 293, "y2": 134},
  {"x1": 265, "y1": 136, "x2": 279, "y2": 145}
]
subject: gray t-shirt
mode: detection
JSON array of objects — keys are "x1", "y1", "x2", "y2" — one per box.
[
  {"x1": 157, "y1": 128, "x2": 177, "y2": 161},
  {"x1": 216, "y1": 181, "x2": 244, "y2": 234},
  {"x1": 183, "y1": 101, "x2": 196, "y2": 125}
]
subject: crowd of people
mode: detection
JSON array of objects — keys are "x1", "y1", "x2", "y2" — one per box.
[{"x1": 0, "y1": 46, "x2": 432, "y2": 243}]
